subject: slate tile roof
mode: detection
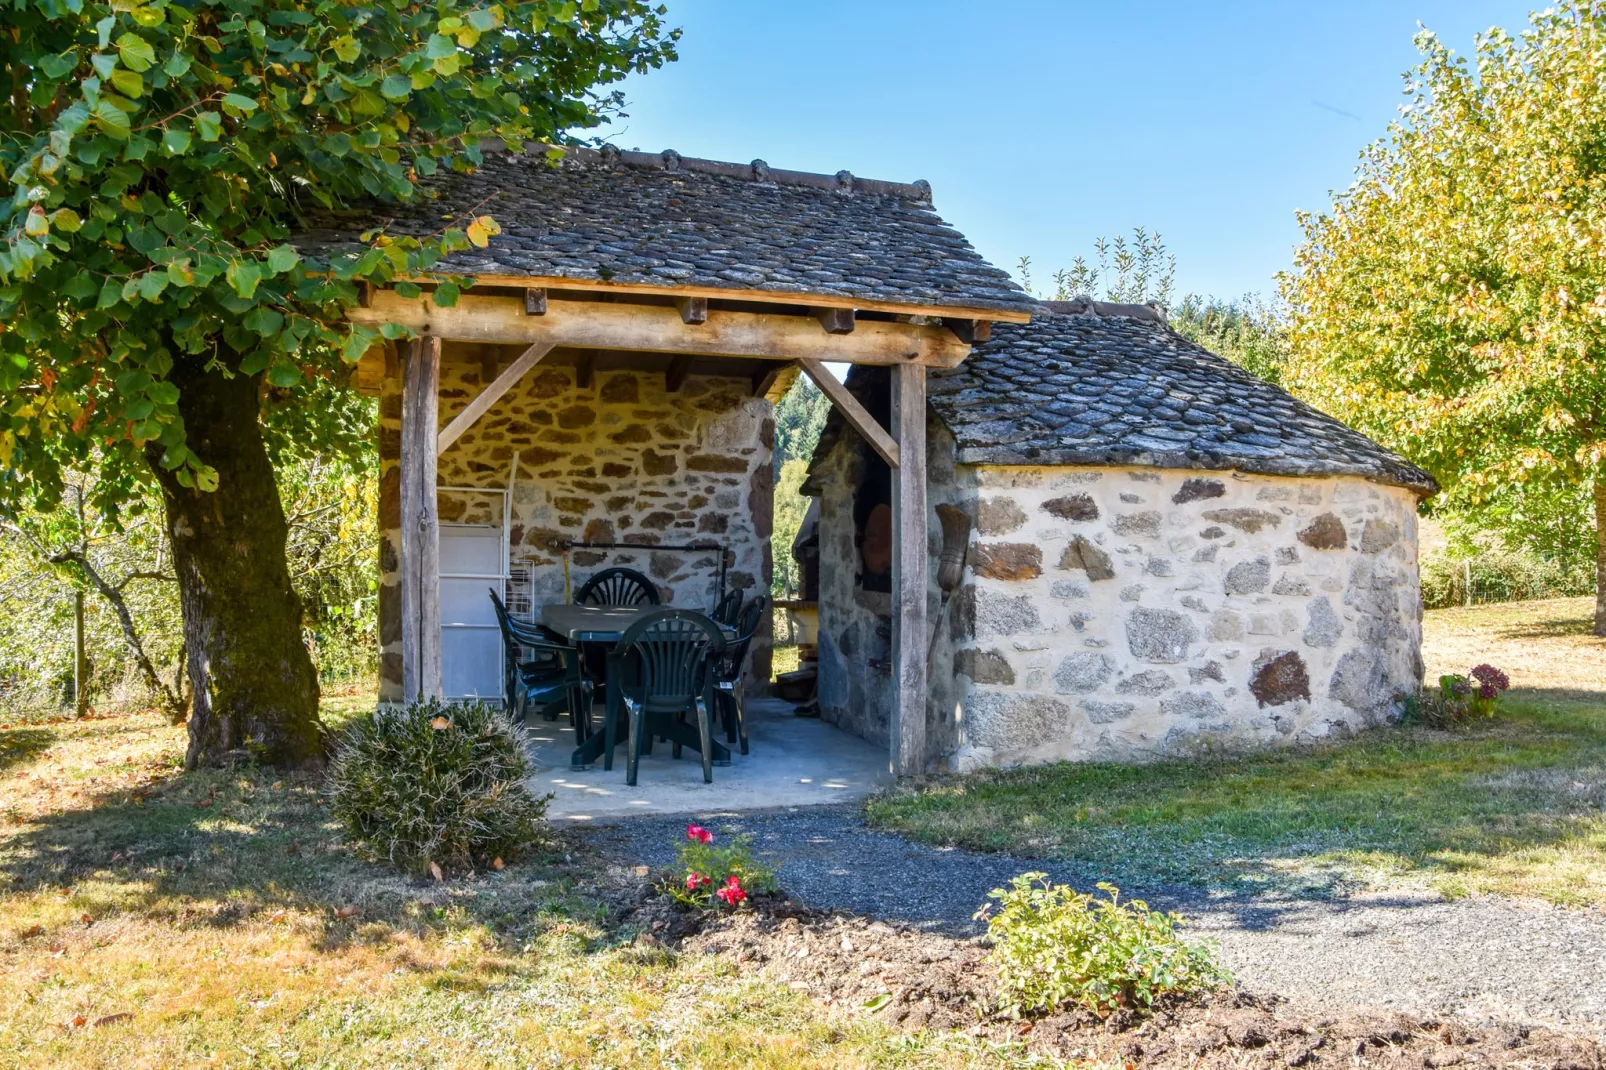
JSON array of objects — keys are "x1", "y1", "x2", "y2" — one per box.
[
  {"x1": 295, "y1": 145, "x2": 1035, "y2": 316},
  {"x1": 927, "y1": 301, "x2": 1438, "y2": 493}
]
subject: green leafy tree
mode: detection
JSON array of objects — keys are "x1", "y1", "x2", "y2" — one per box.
[
  {"x1": 0, "y1": 0, "x2": 678, "y2": 766},
  {"x1": 1171, "y1": 294, "x2": 1288, "y2": 386},
  {"x1": 1282, "y1": 4, "x2": 1606, "y2": 634}
]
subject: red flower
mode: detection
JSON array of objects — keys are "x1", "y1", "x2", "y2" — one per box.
[
  {"x1": 686, "y1": 824, "x2": 713, "y2": 845},
  {"x1": 715, "y1": 875, "x2": 747, "y2": 906},
  {"x1": 685, "y1": 871, "x2": 709, "y2": 891}
]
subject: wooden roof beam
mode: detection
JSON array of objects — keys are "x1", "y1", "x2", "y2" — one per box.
[
  {"x1": 350, "y1": 290, "x2": 972, "y2": 367},
  {"x1": 943, "y1": 318, "x2": 992, "y2": 345},
  {"x1": 816, "y1": 307, "x2": 855, "y2": 335},
  {"x1": 677, "y1": 296, "x2": 708, "y2": 325},
  {"x1": 665, "y1": 355, "x2": 693, "y2": 393},
  {"x1": 798, "y1": 359, "x2": 899, "y2": 469}
]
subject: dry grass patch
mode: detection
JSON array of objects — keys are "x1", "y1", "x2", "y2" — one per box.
[
  {"x1": 868, "y1": 599, "x2": 1606, "y2": 907},
  {"x1": 0, "y1": 710, "x2": 1050, "y2": 1069}
]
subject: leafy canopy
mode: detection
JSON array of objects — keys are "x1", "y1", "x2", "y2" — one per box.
[
  {"x1": 0, "y1": 0, "x2": 677, "y2": 514},
  {"x1": 1281, "y1": 4, "x2": 1606, "y2": 519}
]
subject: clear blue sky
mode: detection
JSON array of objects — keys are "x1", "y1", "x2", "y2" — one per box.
[{"x1": 596, "y1": 0, "x2": 1537, "y2": 302}]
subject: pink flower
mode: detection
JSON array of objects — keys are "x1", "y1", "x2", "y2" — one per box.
[
  {"x1": 686, "y1": 824, "x2": 713, "y2": 845},
  {"x1": 1470, "y1": 664, "x2": 1510, "y2": 693},
  {"x1": 685, "y1": 871, "x2": 709, "y2": 891},
  {"x1": 715, "y1": 875, "x2": 747, "y2": 906}
]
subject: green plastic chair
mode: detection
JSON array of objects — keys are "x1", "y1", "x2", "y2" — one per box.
[
  {"x1": 489, "y1": 589, "x2": 593, "y2": 736},
  {"x1": 712, "y1": 594, "x2": 766, "y2": 755},
  {"x1": 602, "y1": 610, "x2": 726, "y2": 786}
]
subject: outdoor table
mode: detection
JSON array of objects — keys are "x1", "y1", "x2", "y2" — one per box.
[{"x1": 539, "y1": 603, "x2": 734, "y2": 770}]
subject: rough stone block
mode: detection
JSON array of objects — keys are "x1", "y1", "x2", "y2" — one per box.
[
  {"x1": 1249, "y1": 649, "x2": 1310, "y2": 707},
  {"x1": 965, "y1": 689, "x2": 1073, "y2": 750},
  {"x1": 1050, "y1": 580, "x2": 1090, "y2": 599},
  {"x1": 1209, "y1": 610, "x2": 1245, "y2": 642},
  {"x1": 1330, "y1": 648, "x2": 1386, "y2": 711},
  {"x1": 973, "y1": 588, "x2": 1043, "y2": 637},
  {"x1": 1304, "y1": 595, "x2": 1342, "y2": 648},
  {"x1": 1042, "y1": 494, "x2": 1100, "y2": 522},
  {"x1": 1161, "y1": 691, "x2": 1227, "y2": 719},
  {"x1": 1359, "y1": 518, "x2": 1401, "y2": 553},
  {"x1": 687, "y1": 454, "x2": 748, "y2": 473},
  {"x1": 1297, "y1": 513, "x2": 1347, "y2": 550},
  {"x1": 978, "y1": 497, "x2": 1027, "y2": 534},
  {"x1": 1115, "y1": 669, "x2": 1174, "y2": 695},
  {"x1": 1272, "y1": 575, "x2": 1311, "y2": 596},
  {"x1": 1225, "y1": 556, "x2": 1271, "y2": 595},
  {"x1": 955, "y1": 648, "x2": 1015, "y2": 685},
  {"x1": 1126, "y1": 606, "x2": 1198, "y2": 663},
  {"x1": 1058, "y1": 535, "x2": 1115, "y2": 580},
  {"x1": 1188, "y1": 661, "x2": 1225, "y2": 684},
  {"x1": 1054, "y1": 652, "x2": 1114, "y2": 693},
  {"x1": 972, "y1": 542, "x2": 1044, "y2": 581},
  {"x1": 1113, "y1": 510, "x2": 1163, "y2": 537},
  {"x1": 1172, "y1": 478, "x2": 1226, "y2": 504},
  {"x1": 1201, "y1": 508, "x2": 1281, "y2": 534},
  {"x1": 1083, "y1": 700, "x2": 1136, "y2": 724}
]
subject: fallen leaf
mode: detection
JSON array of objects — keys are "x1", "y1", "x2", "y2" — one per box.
[
  {"x1": 93, "y1": 1012, "x2": 132, "y2": 1028},
  {"x1": 193, "y1": 799, "x2": 212, "y2": 809},
  {"x1": 634, "y1": 866, "x2": 650, "y2": 877},
  {"x1": 19, "y1": 924, "x2": 43, "y2": 939},
  {"x1": 68, "y1": 1015, "x2": 88, "y2": 1030},
  {"x1": 49, "y1": 943, "x2": 66, "y2": 956},
  {"x1": 491, "y1": 857, "x2": 504, "y2": 871},
  {"x1": 429, "y1": 861, "x2": 444, "y2": 882},
  {"x1": 335, "y1": 905, "x2": 359, "y2": 919},
  {"x1": 271, "y1": 781, "x2": 283, "y2": 790},
  {"x1": 266, "y1": 909, "x2": 288, "y2": 924},
  {"x1": 430, "y1": 716, "x2": 450, "y2": 731},
  {"x1": 285, "y1": 842, "x2": 299, "y2": 855},
  {"x1": 863, "y1": 993, "x2": 893, "y2": 1012},
  {"x1": 79, "y1": 913, "x2": 93, "y2": 926}
]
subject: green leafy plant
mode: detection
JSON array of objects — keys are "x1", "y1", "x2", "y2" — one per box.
[
  {"x1": 977, "y1": 874, "x2": 1229, "y2": 1017},
  {"x1": 660, "y1": 823, "x2": 777, "y2": 908},
  {"x1": 326, "y1": 697, "x2": 549, "y2": 875},
  {"x1": 1414, "y1": 665, "x2": 1512, "y2": 728}
]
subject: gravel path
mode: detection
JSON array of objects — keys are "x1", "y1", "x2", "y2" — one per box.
[{"x1": 587, "y1": 804, "x2": 1606, "y2": 1037}]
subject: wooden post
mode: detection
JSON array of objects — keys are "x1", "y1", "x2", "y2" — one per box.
[
  {"x1": 889, "y1": 362, "x2": 928, "y2": 777},
  {"x1": 400, "y1": 336, "x2": 442, "y2": 700},
  {"x1": 73, "y1": 589, "x2": 89, "y2": 718}
]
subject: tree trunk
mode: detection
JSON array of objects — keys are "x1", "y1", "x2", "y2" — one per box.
[
  {"x1": 1596, "y1": 472, "x2": 1606, "y2": 638},
  {"x1": 147, "y1": 357, "x2": 323, "y2": 769}
]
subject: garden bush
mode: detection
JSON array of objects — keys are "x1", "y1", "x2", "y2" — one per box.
[
  {"x1": 978, "y1": 874, "x2": 1229, "y2": 1017},
  {"x1": 1420, "y1": 545, "x2": 1591, "y2": 609},
  {"x1": 326, "y1": 698, "x2": 550, "y2": 875}
]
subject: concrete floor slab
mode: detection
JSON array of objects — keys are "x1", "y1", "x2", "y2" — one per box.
[{"x1": 527, "y1": 697, "x2": 892, "y2": 821}]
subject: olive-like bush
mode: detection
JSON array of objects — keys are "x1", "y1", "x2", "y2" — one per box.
[
  {"x1": 979, "y1": 874, "x2": 1230, "y2": 1016},
  {"x1": 326, "y1": 697, "x2": 550, "y2": 874}
]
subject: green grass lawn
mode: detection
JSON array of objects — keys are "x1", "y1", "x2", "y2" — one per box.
[
  {"x1": 867, "y1": 598, "x2": 1606, "y2": 906},
  {"x1": 0, "y1": 707, "x2": 1046, "y2": 1069}
]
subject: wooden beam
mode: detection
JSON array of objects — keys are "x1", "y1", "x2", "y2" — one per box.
[
  {"x1": 797, "y1": 359, "x2": 899, "y2": 469},
  {"x1": 436, "y1": 341, "x2": 555, "y2": 456},
  {"x1": 400, "y1": 336, "x2": 443, "y2": 700},
  {"x1": 677, "y1": 296, "x2": 708, "y2": 325},
  {"x1": 405, "y1": 272, "x2": 1035, "y2": 324},
  {"x1": 889, "y1": 361, "x2": 928, "y2": 778},
  {"x1": 524, "y1": 288, "x2": 547, "y2": 315},
  {"x1": 574, "y1": 350, "x2": 594, "y2": 390},
  {"x1": 943, "y1": 318, "x2": 992, "y2": 344},
  {"x1": 750, "y1": 361, "x2": 790, "y2": 399},
  {"x1": 816, "y1": 307, "x2": 855, "y2": 335},
  {"x1": 350, "y1": 291, "x2": 974, "y2": 367},
  {"x1": 665, "y1": 355, "x2": 693, "y2": 393}
]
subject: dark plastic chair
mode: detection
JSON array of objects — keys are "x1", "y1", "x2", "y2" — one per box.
[
  {"x1": 602, "y1": 610, "x2": 726, "y2": 786},
  {"x1": 576, "y1": 567, "x2": 660, "y2": 607},
  {"x1": 712, "y1": 589, "x2": 743, "y2": 628},
  {"x1": 712, "y1": 594, "x2": 766, "y2": 755},
  {"x1": 489, "y1": 589, "x2": 593, "y2": 733}
]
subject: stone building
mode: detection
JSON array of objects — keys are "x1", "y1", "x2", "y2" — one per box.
[
  {"x1": 803, "y1": 300, "x2": 1437, "y2": 769},
  {"x1": 310, "y1": 144, "x2": 1434, "y2": 776}
]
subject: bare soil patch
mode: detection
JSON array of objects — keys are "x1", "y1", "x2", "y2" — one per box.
[{"x1": 613, "y1": 879, "x2": 1603, "y2": 1069}]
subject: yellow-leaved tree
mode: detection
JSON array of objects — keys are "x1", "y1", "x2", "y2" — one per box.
[{"x1": 1283, "y1": 3, "x2": 1606, "y2": 634}]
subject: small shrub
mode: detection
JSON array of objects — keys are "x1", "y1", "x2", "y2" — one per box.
[
  {"x1": 1408, "y1": 664, "x2": 1512, "y2": 729},
  {"x1": 660, "y1": 823, "x2": 777, "y2": 908},
  {"x1": 978, "y1": 874, "x2": 1229, "y2": 1017},
  {"x1": 326, "y1": 697, "x2": 550, "y2": 874}
]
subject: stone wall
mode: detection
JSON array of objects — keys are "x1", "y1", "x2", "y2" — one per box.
[
  {"x1": 808, "y1": 419, "x2": 1425, "y2": 770},
  {"x1": 947, "y1": 464, "x2": 1423, "y2": 769},
  {"x1": 377, "y1": 345, "x2": 774, "y2": 702}
]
